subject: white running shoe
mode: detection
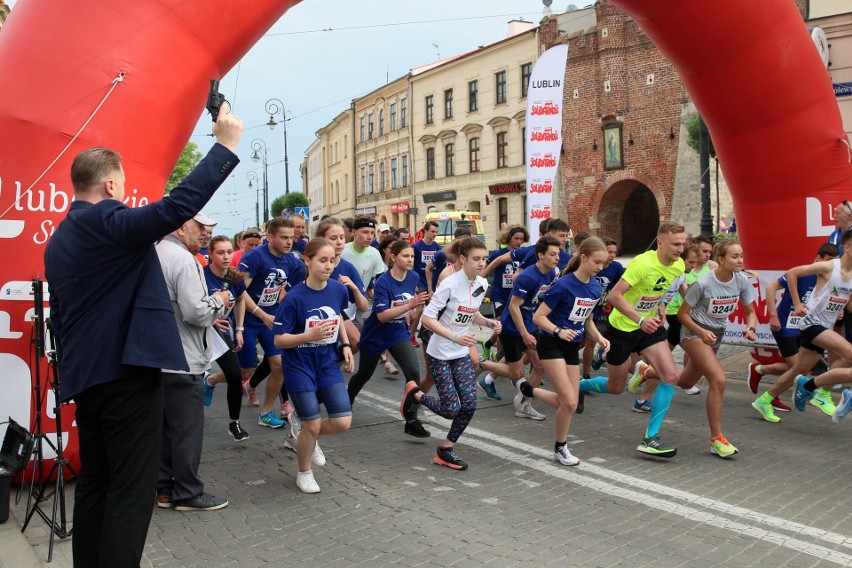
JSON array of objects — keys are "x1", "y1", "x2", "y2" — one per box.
[
  {"x1": 296, "y1": 470, "x2": 320, "y2": 494},
  {"x1": 513, "y1": 390, "x2": 525, "y2": 412},
  {"x1": 515, "y1": 404, "x2": 546, "y2": 421},
  {"x1": 554, "y1": 444, "x2": 580, "y2": 466},
  {"x1": 383, "y1": 361, "x2": 400, "y2": 375},
  {"x1": 312, "y1": 443, "x2": 326, "y2": 466},
  {"x1": 283, "y1": 411, "x2": 301, "y2": 452},
  {"x1": 682, "y1": 386, "x2": 701, "y2": 395}
]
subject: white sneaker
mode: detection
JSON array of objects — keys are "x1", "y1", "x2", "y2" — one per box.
[
  {"x1": 283, "y1": 411, "x2": 301, "y2": 452},
  {"x1": 554, "y1": 444, "x2": 580, "y2": 466},
  {"x1": 513, "y1": 390, "x2": 525, "y2": 412},
  {"x1": 312, "y1": 443, "x2": 326, "y2": 466},
  {"x1": 515, "y1": 403, "x2": 546, "y2": 421},
  {"x1": 296, "y1": 470, "x2": 320, "y2": 494},
  {"x1": 682, "y1": 386, "x2": 701, "y2": 395},
  {"x1": 383, "y1": 361, "x2": 400, "y2": 375}
]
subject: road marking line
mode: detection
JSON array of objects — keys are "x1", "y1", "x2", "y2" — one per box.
[{"x1": 360, "y1": 391, "x2": 852, "y2": 565}]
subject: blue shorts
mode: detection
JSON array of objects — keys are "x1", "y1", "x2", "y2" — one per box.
[
  {"x1": 289, "y1": 382, "x2": 352, "y2": 422},
  {"x1": 237, "y1": 324, "x2": 283, "y2": 369}
]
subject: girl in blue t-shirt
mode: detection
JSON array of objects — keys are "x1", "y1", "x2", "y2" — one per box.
[
  {"x1": 525, "y1": 237, "x2": 611, "y2": 467},
  {"x1": 273, "y1": 238, "x2": 355, "y2": 494},
  {"x1": 348, "y1": 240, "x2": 430, "y2": 437},
  {"x1": 202, "y1": 236, "x2": 250, "y2": 442}
]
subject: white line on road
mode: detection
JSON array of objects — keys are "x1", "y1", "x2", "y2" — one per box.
[{"x1": 359, "y1": 391, "x2": 852, "y2": 566}]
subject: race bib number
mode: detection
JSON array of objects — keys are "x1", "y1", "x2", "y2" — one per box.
[
  {"x1": 305, "y1": 317, "x2": 339, "y2": 345},
  {"x1": 786, "y1": 312, "x2": 804, "y2": 329},
  {"x1": 259, "y1": 286, "x2": 281, "y2": 307},
  {"x1": 825, "y1": 296, "x2": 847, "y2": 315},
  {"x1": 569, "y1": 297, "x2": 597, "y2": 322},
  {"x1": 708, "y1": 296, "x2": 738, "y2": 319},
  {"x1": 634, "y1": 295, "x2": 662, "y2": 312},
  {"x1": 502, "y1": 273, "x2": 514, "y2": 288},
  {"x1": 451, "y1": 305, "x2": 477, "y2": 326},
  {"x1": 422, "y1": 251, "x2": 436, "y2": 264},
  {"x1": 390, "y1": 298, "x2": 410, "y2": 321}
]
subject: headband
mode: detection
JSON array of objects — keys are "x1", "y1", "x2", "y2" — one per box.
[
  {"x1": 509, "y1": 227, "x2": 526, "y2": 238},
  {"x1": 354, "y1": 219, "x2": 376, "y2": 230}
]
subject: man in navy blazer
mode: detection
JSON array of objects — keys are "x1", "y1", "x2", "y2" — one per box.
[{"x1": 44, "y1": 109, "x2": 242, "y2": 568}]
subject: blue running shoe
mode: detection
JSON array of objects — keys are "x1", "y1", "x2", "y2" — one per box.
[
  {"x1": 591, "y1": 346, "x2": 606, "y2": 371},
  {"x1": 258, "y1": 411, "x2": 285, "y2": 428},
  {"x1": 632, "y1": 399, "x2": 651, "y2": 414},
  {"x1": 833, "y1": 389, "x2": 852, "y2": 425},
  {"x1": 477, "y1": 375, "x2": 502, "y2": 400},
  {"x1": 793, "y1": 375, "x2": 814, "y2": 412},
  {"x1": 202, "y1": 372, "x2": 214, "y2": 407}
]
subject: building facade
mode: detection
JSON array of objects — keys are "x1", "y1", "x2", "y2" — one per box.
[
  {"x1": 319, "y1": 108, "x2": 355, "y2": 222},
  {"x1": 303, "y1": 136, "x2": 323, "y2": 223},
  {"x1": 808, "y1": 0, "x2": 852, "y2": 137}
]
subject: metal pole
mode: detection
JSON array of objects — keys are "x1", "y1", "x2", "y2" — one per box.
[
  {"x1": 698, "y1": 116, "x2": 714, "y2": 238},
  {"x1": 284, "y1": 118, "x2": 290, "y2": 195},
  {"x1": 246, "y1": 172, "x2": 259, "y2": 227},
  {"x1": 263, "y1": 150, "x2": 269, "y2": 223}
]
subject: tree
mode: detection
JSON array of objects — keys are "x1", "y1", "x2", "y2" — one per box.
[
  {"x1": 165, "y1": 142, "x2": 204, "y2": 195},
  {"x1": 269, "y1": 192, "x2": 308, "y2": 219}
]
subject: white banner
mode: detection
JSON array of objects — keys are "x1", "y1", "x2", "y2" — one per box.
[{"x1": 525, "y1": 44, "x2": 569, "y2": 238}]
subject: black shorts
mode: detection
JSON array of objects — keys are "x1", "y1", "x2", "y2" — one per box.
[
  {"x1": 536, "y1": 334, "x2": 581, "y2": 365},
  {"x1": 772, "y1": 331, "x2": 801, "y2": 359},
  {"x1": 501, "y1": 333, "x2": 528, "y2": 364},
  {"x1": 799, "y1": 325, "x2": 829, "y2": 353},
  {"x1": 666, "y1": 314, "x2": 682, "y2": 347},
  {"x1": 604, "y1": 324, "x2": 668, "y2": 367},
  {"x1": 493, "y1": 303, "x2": 506, "y2": 318}
]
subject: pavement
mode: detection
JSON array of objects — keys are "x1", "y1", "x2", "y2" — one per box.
[{"x1": 3, "y1": 332, "x2": 852, "y2": 568}]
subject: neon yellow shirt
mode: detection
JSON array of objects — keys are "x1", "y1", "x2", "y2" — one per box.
[{"x1": 609, "y1": 250, "x2": 685, "y2": 332}]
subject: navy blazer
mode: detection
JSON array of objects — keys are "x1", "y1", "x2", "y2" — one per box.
[{"x1": 45, "y1": 144, "x2": 238, "y2": 402}]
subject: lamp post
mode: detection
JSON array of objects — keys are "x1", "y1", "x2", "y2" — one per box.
[
  {"x1": 246, "y1": 171, "x2": 259, "y2": 227},
  {"x1": 265, "y1": 97, "x2": 291, "y2": 195},
  {"x1": 698, "y1": 116, "x2": 714, "y2": 238},
  {"x1": 250, "y1": 139, "x2": 269, "y2": 223}
]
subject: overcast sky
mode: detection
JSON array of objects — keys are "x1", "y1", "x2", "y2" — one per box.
[{"x1": 7, "y1": 0, "x2": 592, "y2": 237}]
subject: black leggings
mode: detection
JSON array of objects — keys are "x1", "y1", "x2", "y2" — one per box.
[
  {"x1": 348, "y1": 341, "x2": 421, "y2": 404},
  {"x1": 247, "y1": 357, "x2": 289, "y2": 402},
  {"x1": 216, "y1": 335, "x2": 244, "y2": 421}
]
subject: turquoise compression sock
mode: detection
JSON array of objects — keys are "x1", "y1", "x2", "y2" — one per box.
[
  {"x1": 645, "y1": 382, "x2": 675, "y2": 438},
  {"x1": 579, "y1": 376, "x2": 609, "y2": 394}
]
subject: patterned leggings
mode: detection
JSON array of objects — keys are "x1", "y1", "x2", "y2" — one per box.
[{"x1": 419, "y1": 356, "x2": 477, "y2": 443}]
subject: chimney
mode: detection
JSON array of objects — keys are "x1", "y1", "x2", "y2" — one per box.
[{"x1": 507, "y1": 19, "x2": 535, "y2": 37}]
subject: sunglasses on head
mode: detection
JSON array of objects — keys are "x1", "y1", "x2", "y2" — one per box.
[{"x1": 244, "y1": 232, "x2": 262, "y2": 239}]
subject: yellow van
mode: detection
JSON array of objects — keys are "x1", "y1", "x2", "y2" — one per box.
[{"x1": 424, "y1": 210, "x2": 486, "y2": 245}]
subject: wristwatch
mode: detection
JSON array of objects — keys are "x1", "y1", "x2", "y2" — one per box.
[
  {"x1": 747, "y1": 326, "x2": 756, "y2": 333},
  {"x1": 553, "y1": 326, "x2": 563, "y2": 336}
]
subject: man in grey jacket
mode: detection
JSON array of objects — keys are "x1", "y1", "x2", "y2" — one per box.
[{"x1": 156, "y1": 212, "x2": 231, "y2": 511}]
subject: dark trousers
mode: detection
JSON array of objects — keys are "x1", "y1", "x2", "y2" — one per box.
[
  {"x1": 159, "y1": 372, "x2": 205, "y2": 502},
  {"x1": 72, "y1": 368, "x2": 163, "y2": 568},
  {"x1": 216, "y1": 335, "x2": 243, "y2": 421}
]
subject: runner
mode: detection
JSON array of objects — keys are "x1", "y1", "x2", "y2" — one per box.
[
  {"x1": 579, "y1": 223, "x2": 687, "y2": 458},
  {"x1": 411, "y1": 221, "x2": 441, "y2": 346},
  {"x1": 400, "y1": 237, "x2": 501, "y2": 470},
  {"x1": 481, "y1": 225, "x2": 529, "y2": 362},
  {"x1": 520, "y1": 237, "x2": 610, "y2": 466},
  {"x1": 583, "y1": 237, "x2": 624, "y2": 381}
]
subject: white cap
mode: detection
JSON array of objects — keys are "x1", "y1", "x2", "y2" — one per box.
[
  {"x1": 377, "y1": 223, "x2": 391, "y2": 233},
  {"x1": 193, "y1": 212, "x2": 217, "y2": 226}
]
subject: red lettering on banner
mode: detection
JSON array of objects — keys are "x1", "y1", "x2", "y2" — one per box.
[
  {"x1": 529, "y1": 205, "x2": 552, "y2": 220},
  {"x1": 530, "y1": 127, "x2": 559, "y2": 142},
  {"x1": 529, "y1": 154, "x2": 557, "y2": 168},
  {"x1": 529, "y1": 180, "x2": 553, "y2": 194},
  {"x1": 530, "y1": 101, "x2": 560, "y2": 116}
]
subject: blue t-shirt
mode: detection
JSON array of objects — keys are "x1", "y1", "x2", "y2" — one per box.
[
  {"x1": 430, "y1": 249, "x2": 449, "y2": 291},
  {"x1": 292, "y1": 238, "x2": 307, "y2": 255},
  {"x1": 539, "y1": 272, "x2": 602, "y2": 342},
  {"x1": 239, "y1": 245, "x2": 306, "y2": 324},
  {"x1": 413, "y1": 240, "x2": 442, "y2": 290},
  {"x1": 203, "y1": 265, "x2": 247, "y2": 331},
  {"x1": 487, "y1": 248, "x2": 522, "y2": 307},
  {"x1": 359, "y1": 270, "x2": 420, "y2": 355},
  {"x1": 273, "y1": 280, "x2": 349, "y2": 392},
  {"x1": 331, "y1": 258, "x2": 366, "y2": 316},
  {"x1": 775, "y1": 274, "x2": 818, "y2": 337},
  {"x1": 592, "y1": 261, "x2": 625, "y2": 320},
  {"x1": 500, "y1": 265, "x2": 558, "y2": 336},
  {"x1": 520, "y1": 247, "x2": 572, "y2": 271}
]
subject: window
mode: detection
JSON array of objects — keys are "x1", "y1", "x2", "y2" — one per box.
[
  {"x1": 379, "y1": 161, "x2": 386, "y2": 191},
  {"x1": 445, "y1": 143, "x2": 454, "y2": 177},
  {"x1": 469, "y1": 138, "x2": 480, "y2": 172},
  {"x1": 379, "y1": 109, "x2": 384, "y2": 136},
  {"x1": 468, "y1": 80, "x2": 478, "y2": 112},
  {"x1": 359, "y1": 117, "x2": 365, "y2": 142},
  {"x1": 368, "y1": 113, "x2": 374, "y2": 139},
  {"x1": 400, "y1": 98, "x2": 407, "y2": 127},
  {"x1": 391, "y1": 157, "x2": 398, "y2": 189},
  {"x1": 444, "y1": 89, "x2": 453, "y2": 119},
  {"x1": 359, "y1": 167, "x2": 366, "y2": 195},
  {"x1": 402, "y1": 155, "x2": 409, "y2": 186},
  {"x1": 496, "y1": 71, "x2": 507, "y2": 104},
  {"x1": 497, "y1": 132, "x2": 508, "y2": 168},
  {"x1": 521, "y1": 63, "x2": 532, "y2": 97},
  {"x1": 498, "y1": 197, "x2": 508, "y2": 228},
  {"x1": 344, "y1": 135, "x2": 348, "y2": 157},
  {"x1": 368, "y1": 164, "x2": 374, "y2": 194},
  {"x1": 390, "y1": 103, "x2": 397, "y2": 131},
  {"x1": 425, "y1": 95, "x2": 434, "y2": 124},
  {"x1": 426, "y1": 148, "x2": 436, "y2": 180}
]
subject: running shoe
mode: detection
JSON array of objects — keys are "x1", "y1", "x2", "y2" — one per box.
[
  {"x1": 636, "y1": 436, "x2": 677, "y2": 458},
  {"x1": 627, "y1": 361, "x2": 648, "y2": 394},
  {"x1": 400, "y1": 381, "x2": 420, "y2": 422},
  {"x1": 582, "y1": 374, "x2": 591, "y2": 381},
  {"x1": 244, "y1": 380, "x2": 260, "y2": 407},
  {"x1": 202, "y1": 372, "x2": 214, "y2": 407},
  {"x1": 281, "y1": 400, "x2": 294, "y2": 417},
  {"x1": 433, "y1": 447, "x2": 468, "y2": 470},
  {"x1": 771, "y1": 397, "x2": 791, "y2": 412},
  {"x1": 747, "y1": 363, "x2": 762, "y2": 394},
  {"x1": 751, "y1": 398, "x2": 781, "y2": 423},
  {"x1": 554, "y1": 444, "x2": 580, "y2": 466},
  {"x1": 590, "y1": 345, "x2": 606, "y2": 371},
  {"x1": 632, "y1": 399, "x2": 651, "y2": 414},
  {"x1": 710, "y1": 434, "x2": 738, "y2": 458},
  {"x1": 682, "y1": 385, "x2": 701, "y2": 395},
  {"x1": 576, "y1": 391, "x2": 586, "y2": 415},
  {"x1": 793, "y1": 375, "x2": 815, "y2": 412},
  {"x1": 832, "y1": 389, "x2": 852, "y2": 424},
  {"x1": 258, "y1": 411, "x2": 285, "y2": 428},
  {"x1": 228, "y1": 421, "x2": 249, "y2": 442},
  {"x1": 477, "y1": 375, "x2": 502, "y2": 400},
  {"x1": 513, "y1": 390, "x2": 525, "y2": 412},
  {"x1": 312, "y1": 443, "x2": 326, "y2": 467},
  {"x1": 296, "y1": 471, "x2": 320, "y2": 494},
  {"x1": 283, "y1": 411, "x2": 301, "y2": 451},
  {"x1": 384, "y1": 360, "x2": 400, "y2": 375},
  {"x1": 411, "y1": 336, "x2": 420, "y2": 348},
  {"x1": 481, "y1": 340, "x2": 492, "y2": 362},
  {"x1": 515, "y1": 404, "x2": 546, "y2": 421},
  {"x1": 404, "y1": 419, "x2": 431, "y2": 438},
  {"x1": 809, "y1": 388, "x2": 836, "y2": 416}
]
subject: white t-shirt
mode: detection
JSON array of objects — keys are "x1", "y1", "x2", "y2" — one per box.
[
  {"x1": 424, "y1": 270, "x2": 489, "y2": 360},
  {"x1": 341, "y1": 242, "x2": 386, "y2": 291}
]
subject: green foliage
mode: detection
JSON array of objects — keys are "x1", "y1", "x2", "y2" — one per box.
[
  {"x1": 685, "y1": 115, "x2": 716, "y2": 159},
  {"x1": 165, "y1": 142, "x2": 204, "y2": 195},
  {"x1": 270, "y1": 192, "x2": 308, "y2": 219}
]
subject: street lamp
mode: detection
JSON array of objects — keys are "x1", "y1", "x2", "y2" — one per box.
[
  {"x1": 246, "y1": 171, "x2": 260, "y2": 227},
  {"x1": 250, "y1": 139, "x2": 269, "y2": 223},
  {"x1": 265, "y1": 97, "x2": 291, "y2": 195}
]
